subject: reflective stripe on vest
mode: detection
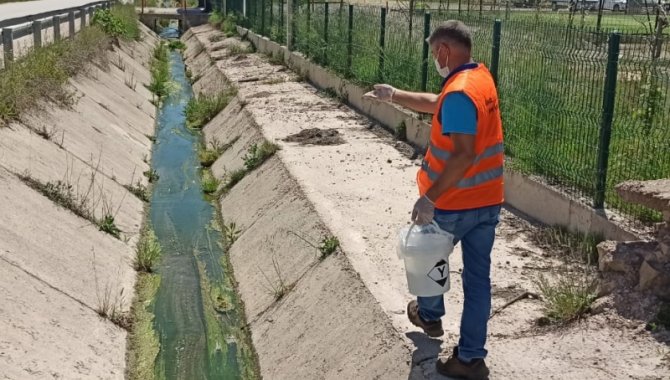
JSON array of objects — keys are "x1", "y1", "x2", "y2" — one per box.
[
  {"x1": 420, "y1": 161, "x2": 504, "y2": 188},
  {"x1": 428, "y1": 142, "x2": 504, "y2": 164}
]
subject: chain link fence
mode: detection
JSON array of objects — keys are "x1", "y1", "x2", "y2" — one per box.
[{"x1": 236, "y1": 1, "x2": 670, "y2": 225}]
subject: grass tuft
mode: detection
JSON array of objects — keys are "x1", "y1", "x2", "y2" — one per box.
[
  {"x1": 532, "y1": 226, "x2": 603, "y2": 265},
  {"x1": 222, "y1": 222, "x2": 241, "y2": 249},
  {"x1": 184, "y1": 88, "x2": 237, "y2": 129},
  {"x1": 260, "y1": 256, "x2": 293, "y2": 301},
  {"x1": 168, "y1": 40, "x2": 186, "y2": 51},
  {"x1": 146, "y1": 43, "x2": 170, "y2": 102},
  {"x1": 124, "y1": 181, "x2": 150, "y2": 202},
  {"x1": 319, "y1": 236, "x2": 339, "y2": 259},
  {"x1": 535, "y1": 272, "x2": 597, "y2": 324},
  {"x1": 220, "y1": 141, "x2": 280, "y2": 192},
  {"x1": 222, "y1": 168, "x2": 247, "y2": 192},
  {"x1": 243, "y1": 141, "x2": 280, "y2": 171},
  {"x1": 201, "y1": 168, "x2": 220, "y2": 194},
  {"x1": 143, "y1": 169, "x2": 159, "y2": 183},
  {"x1": 198, "y1": 138, "x2": 234, "y2": 167},
  {"x1": 99, "y1": 214, "x2": 121, "y2": 238},
  {"x1": 135, "y1": 227, "x2": 162, "y2": 273}
]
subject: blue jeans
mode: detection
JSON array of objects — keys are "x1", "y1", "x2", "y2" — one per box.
[{"x1": 417, "y1": 204, "x2": 501, "y2": 362}]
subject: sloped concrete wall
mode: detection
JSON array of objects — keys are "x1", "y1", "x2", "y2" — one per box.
[
  {"x1": 183, "y1": 28, "x2": 417, "y2": 380},
  {"x1": 0, "y1": 24, "x2": 158, "y2": 379}
]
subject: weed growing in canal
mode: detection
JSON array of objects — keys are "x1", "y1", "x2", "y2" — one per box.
[
  {"x1": 93, "y1": 249, "x2": 131, "y2": 329},
  {"x1": 243, "y1": 142, "x2": 280, "y2": 171},
  {"x1": 222, "y1": 222, "x2": 241, "y2": 249},
  {"x1": 319, "y1": 236, "x2": 340, "y2": 260},
  {"x1": 535, "y1": 271, "x2": 598, "y2": 325},
  {"x1": 168, "y1": 40, "x2": 187, "y2": 51},
  {"x1": 99, "y1": 214, "x2": 121, "y2": 238},
  {"x1": 287, "y1": 230, "x2": 340, "y2": 260},
  {"x1": 147, "y1": 43, "x2": 170, "y2": 103},
  {"x1": 135, "y1": 227, "x2": 162, "y2": 273},
  {"x1": 201, "y1": 169, "x2": 220, "y2": 194},
  {"x1": 260, "y1": 256, "x2": 293, "y2": 301},
  {"x1": 143, "y1": 169, "x2": 159, "y2": 183},
  {"x1": 124, "y1": 181, "x2": 150, "y2": 202},
  {"x1": 124, "y1": 72, "x2": 138, "y2": 91},
  {"x1": 222, "y1": 168, "x2": 247, "y2": 192},
  {"x1": 185, "y1": 88, "x2": 237, "y2": 129},
  {"x1": 219, "y1": 141, "x2": 280, "y2": 193},
  {"x1": 18, "y1": 174, "x2": 94, "y2": 222},
  {"x1": 198, "y1": 139, "x2": 226, "y2": 167},
  {"x1": 127, "y1": 273, "x2": 161, "y2": 380},
  {"x1": 19, "y1": 169, "x2": 123, "y2": 239}
]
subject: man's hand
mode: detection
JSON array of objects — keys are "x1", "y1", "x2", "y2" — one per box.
[
  {"x1": 363, "y1": 84, "x2": 396, "y2": 102},
  {"x1": 411, "y1": 196, "x2": 435, "y2": 225}
]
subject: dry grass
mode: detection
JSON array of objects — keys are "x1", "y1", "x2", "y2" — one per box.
[
  {"x1": 535, "y1": 271, "x2": 598, "y2": 324},
  {"x1": 0, "y1": 27, "x2": 111, "y2": 126}
]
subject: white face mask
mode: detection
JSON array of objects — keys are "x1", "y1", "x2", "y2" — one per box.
[{"x1": 433, "y1": 48, "x2": 450, "y2": 78}]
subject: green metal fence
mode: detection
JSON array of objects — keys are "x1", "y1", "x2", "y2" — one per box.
[{"x1": 240, "y1": 2, "x2": 670, "y2": 225}]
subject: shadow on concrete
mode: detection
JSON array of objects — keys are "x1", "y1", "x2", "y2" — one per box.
[{"x1": 407, "y1": 331, "x2": 442, "y2": 364}]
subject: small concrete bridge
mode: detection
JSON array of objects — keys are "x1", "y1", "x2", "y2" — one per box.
[{"x1": 138, "y1": 7, "x2": 211, "y2": 31}]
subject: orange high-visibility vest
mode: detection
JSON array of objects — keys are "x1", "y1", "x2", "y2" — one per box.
[{"x1": 417, "y1": 64, "x2": 504, "y2": 210}]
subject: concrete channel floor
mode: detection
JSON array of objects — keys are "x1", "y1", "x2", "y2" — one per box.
[{"x1": 186, "y1": 25, "x2": 669, "y2": 379}]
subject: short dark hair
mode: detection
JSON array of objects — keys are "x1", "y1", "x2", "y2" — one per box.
[{"x1": 428, "y1": 20, "x2": 472, "y2": 51}]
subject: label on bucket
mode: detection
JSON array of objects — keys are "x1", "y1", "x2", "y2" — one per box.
[{"x1": 427, "y1": 259, "x2": 449, "y2": 287}]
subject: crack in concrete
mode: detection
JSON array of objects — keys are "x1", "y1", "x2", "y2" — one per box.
[{"x1": 0, "y1": 255, "x2": 98, "y2": 315}]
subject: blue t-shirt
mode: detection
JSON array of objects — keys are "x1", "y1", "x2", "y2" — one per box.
[{"x1": 441, "y1": 91, "x2": 477, "y2": 135}]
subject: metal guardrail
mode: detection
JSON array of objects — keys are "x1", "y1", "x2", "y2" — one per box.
[{"x1": 1, "y1": 0, "x2": 113, "y2": 63}]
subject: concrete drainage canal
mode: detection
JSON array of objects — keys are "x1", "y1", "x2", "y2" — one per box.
[{"x1": 148, "y1": 47, "x2": 256, "y2": 379}]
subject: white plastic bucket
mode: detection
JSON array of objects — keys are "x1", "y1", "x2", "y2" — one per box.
[{"x1": 397, "y1": 222, "x2": 454, "y2": 297}]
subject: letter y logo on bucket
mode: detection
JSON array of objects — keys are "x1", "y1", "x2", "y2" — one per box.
[{"x1": 427, "y1": 259, "x2": 449, "y2": 287}]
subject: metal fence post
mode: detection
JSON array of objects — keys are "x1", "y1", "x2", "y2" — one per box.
[
  {"x1": 269, "y1": 0, "x2": 273, "y2": 36},
  {"x1": 53, "y1": 15, "x2": 61, "y2": 41},
  {"x1": 33, "y1": 20, "x2": 43, "y2": 48},
  {"x1": 324, "y1": 2, "x2": 329, "y2": 65},
  {"x1": 594, "y1": 32, "x2": 620, "y2": 209},
  {"x1": 347, "y1": 4, "x2": 353, "y2": 76},
  {"x1": 80, "y1": 7, "x2": 87, "y2": 29},
  {"x1": 420, "y1": 12, "x2": 431, "y2": 91},
  {"x1": 287, "y1": 0, "x2": 294, "y2": 50},
  {"x1": 261, "y1": 0, "x2": 266, "y2": 35},
  {"x1": 2, "y1": 28, "x2": 13, "y2": 63},
  {"x1": 68, "y1": 11, "x2": 76, "y2": 37},
  {"x1": 491, "y1": 19, "x2": 501, "y2": 85},
  {"x1": 280, "y1": 0, "x2": 284, "y2": 30},
  {"x1": 378, "y1": 7, "x2": 386, "y2": 82}
]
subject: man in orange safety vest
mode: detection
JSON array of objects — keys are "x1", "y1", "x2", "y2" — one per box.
[{"x1": 365, "y1": 20, "x2": 503, "y2": 380}]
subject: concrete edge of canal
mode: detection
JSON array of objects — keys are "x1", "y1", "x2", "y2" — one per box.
[
  {"x1": 0, "y1": 24, "x2": 160, "y2": 378},
  {"x1": 183, "y1": 26, "x2": 422, "y2": 380}
]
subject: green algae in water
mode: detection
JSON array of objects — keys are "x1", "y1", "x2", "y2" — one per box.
[{"x1": 147, "y1": 49, "x2": 257, "y2": 380}]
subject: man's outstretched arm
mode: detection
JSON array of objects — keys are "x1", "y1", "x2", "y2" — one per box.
[{"x1": 364, "y1": 84, "x2": 439, "y2": 114}]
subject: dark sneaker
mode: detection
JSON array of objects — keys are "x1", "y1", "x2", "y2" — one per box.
[
  {"x1": 406, "y1": 300, "x2": 444, "y2": 338},
  {"x1": 436, "y1": 347, "x2": 489, "y2": 380}
]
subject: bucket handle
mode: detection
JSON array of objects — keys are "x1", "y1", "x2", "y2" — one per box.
[{"x1": 403, "y1": 221, "x2": 442, "y2": 249}]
